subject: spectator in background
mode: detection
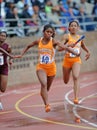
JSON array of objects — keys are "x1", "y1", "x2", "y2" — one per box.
[
  {"x1": 0, "y1": 0, "x2": 1, "y2": 10},
  {"x1": 31, "y1": 0, "x2": 48, "y2": 25},
  {"x1": 38, "y1": 7, "x2": 49, "y2": 25},
  {"x1": 5, "y1": 2, "x2": 15, "y2": 19},
  {"x1": 35, "y1": 0, "x2": 46, "y2": 10},
  {"x1": 59, "y1": 1, "x2": 77, "y2": 24},
  {"x1": 78, "y1": 0, "x2": 93, "y2": 15},
  {"x1": 14, "y1": 0, "x2": 19, "y2": 3},
  {"x1": 0, "y1": 16, "x2": 4, "y2": 28},
  {"x1": 6, "y1": 6, "x2": 25, "y2": 37},
  {"x1": 16, "y1": 0, "x2": 25, "y2": 16},
  {"x1": 0, "y1": 1, "x2": 6, "y2": 30},
  {"x1": 0, "y1": 0, "x2": 2, "y2": 4},
  {"x1": 92, "y1": 0, "x2": 97, "y2": 21},
  {"x1": 77, "y1": 6, "x2": 87, "y2": 31},
  {"x1": 24, "y1": 0, "x2": 34, "y2": 16},
  {"x1": 1, "y1": 1, "x2": 6, "y2": 19},
  {"x1": 31, "y1": 0, "x2": 37, "y2": 6},
  {"x1": 72, "y1": 1, "x2": 79, "y2": 10},
  {"x1": 45, "y1": 0, "x2": 60, "y2": 24},
  {"x1": 77, "y1": 6, "x2": 95, "y2": 31},
  {"x1": 87, "y1": 0, "x2": 94, "y2": 4},
  {"x1": 21, "y1": 4, "x2": 39, "y2": 36},
  {"x1": 45, "y1": 0, "x2": 65, "y2": 34},
  {"x1": 57, "y1": 0, "x2": 62, "y2": 4},
  {"x1": 32, "y1": 5, "x2": 40, "y2": 25}
]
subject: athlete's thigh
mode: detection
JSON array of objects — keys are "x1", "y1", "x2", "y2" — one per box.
[
  {"x1": 47, "y1": 75, "x2": 55, "y2": 91},
  {"x1": 72, "y1": 62, "x2": 81, "y2": 79},
  {"x1": 63, "y1": 66, "x2": 71, "y2": 84},
  {"x1": 0, "y1": 75, "x2": 8, "y2": 92},
  {"x1": 36, "y1": 69, "x2": 47, "y2": 87}
]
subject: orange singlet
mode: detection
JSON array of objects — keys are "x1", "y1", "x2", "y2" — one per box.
[
  {"x1": 36, "y1": 37, "x2": 56, "y2": 76},
  {"x1": 63, "y1": 34, "x2": 82, "y2": 68}
]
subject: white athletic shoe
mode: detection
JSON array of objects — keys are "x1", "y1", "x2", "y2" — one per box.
[{"x1": 0, "y1": 102, "x2": 3, "y2": 110}]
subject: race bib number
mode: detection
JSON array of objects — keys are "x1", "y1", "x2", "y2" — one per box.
[
  {"x1": 0, "y1": 55, "x2": 4, "y2": 65},
  {"x1": 70, "y1": 48, "x2": 80, "y2": 57},
  {"x1": 40, "y1": 54, "x2": 51, "y2": 64}
]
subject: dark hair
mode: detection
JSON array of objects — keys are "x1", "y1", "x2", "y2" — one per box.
[
  {"x1": 69, "y1": 20, "x2": 79, "y2": 27},
  {"x1": 0, "y1": 31, "x2": 8, "y2": 37},
  {"x1": 43, "y1": 24, "x2": 55, "y2": 38}
]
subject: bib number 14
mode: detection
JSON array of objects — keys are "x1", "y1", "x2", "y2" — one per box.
[{"x1": 40, "y1": 55, "x2": 50, "y2": 64}]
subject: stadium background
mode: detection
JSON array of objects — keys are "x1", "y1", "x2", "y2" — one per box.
[{"x1": 0, "y1": 1, "x2": 97, "y2": 129}]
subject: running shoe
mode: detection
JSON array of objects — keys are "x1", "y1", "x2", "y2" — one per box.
[
  {"x1": 74, "y1": 98, "x2": 79, "y2": 104},
  {"x1": 45, "y1": 104, "x2": 51, "y2": 112},
  {"x1": 75, "y1": 117, "x2": 81, "y2": 123},
  {"x1": 0, "y1": 102, "x2": 3, "y2": 110}
]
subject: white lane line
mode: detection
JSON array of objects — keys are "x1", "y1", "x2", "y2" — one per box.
[
  {"x1": 78, "y1": 93, "x2": 97, "y2": 111},
  {"x1": 0, "y1": 88, "x2": 39, "y2": 97},
  {"x1": 0, "y1": 90, "x2": 16, "y2": 97},
  {"x1": 65, "y1": 81, "x2": 97, "y2": 107},
  {"x1": 13, "y1": 89, "x2": 39, "y2": 94},
  {"x1": 68, "y1": 93, "x2": 97, "y2": 112},
  {"x1": 73, "y1": 93, "x2": 97, "y2": 128},
  {"x1": 64, "y1": 81, "x2": 97, "y2": 128},
  {"x1": 73, "y1": 107, "x2": 97, "y2": 128}
]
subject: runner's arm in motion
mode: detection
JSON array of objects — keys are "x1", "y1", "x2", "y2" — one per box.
[
  {"x1": 14, "y1": 40, "x2": 39, "y2": 58},
  {"x1": 81, "y1": 41, "x2": 90, "y2": 60},
  {"x1": 0, "y1": 47, "x2": 14, "y2": 58},
  {"x1": 53, "y1": 38, "x2": 80, "y2": 56},
  {"x1": 57, "y1": 34, "x2": 69, "y2": 51}
]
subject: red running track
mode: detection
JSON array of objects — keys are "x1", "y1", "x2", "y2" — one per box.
[{"x1": 0, "y1": 71, "x2": 97, "y2": 130}]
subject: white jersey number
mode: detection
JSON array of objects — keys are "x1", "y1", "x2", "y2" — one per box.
[
  {"x1": 70, "y1": 48, "x2": 80, "y2": 57},
  {"x1": 40, "y1": 54, "x2": 51, "y2": 64},
  {"x1": 0, "y1": 55, "x2": 4, "y2": 65}
]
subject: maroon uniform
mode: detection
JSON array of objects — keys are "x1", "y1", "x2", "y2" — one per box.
[{"x1": 0, "y1": 43, "x2": 9, "y2": 75}]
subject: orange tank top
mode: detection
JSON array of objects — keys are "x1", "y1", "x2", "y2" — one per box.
[
  {"x1": 38, "y1": 37, "x2": 55, "y2": 64},
  {"x1": 65, "y1": 34, "x2": 82, "y2": 58}
]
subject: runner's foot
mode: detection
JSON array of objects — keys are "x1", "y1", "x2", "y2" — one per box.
[
  {"x1": 74, "y1": 98, "x2": 79, "y2": 104},
  {"x1": 45, "y1": 104, "x2": 50, "y2": 112},
  {"x1": 75, "y1": 117, "x2": 81, "y2": 123}
]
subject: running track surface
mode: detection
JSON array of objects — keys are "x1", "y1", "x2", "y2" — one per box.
[{"x1": 0, "y1": 71, "x2": 97, "y2": 130}]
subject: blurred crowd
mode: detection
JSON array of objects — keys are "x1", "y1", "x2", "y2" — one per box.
[{"x1": 0, "y1": 0, "x2": 97, "y2": 37}]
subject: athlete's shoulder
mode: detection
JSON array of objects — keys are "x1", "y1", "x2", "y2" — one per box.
[
  {"x1": 35, "y1": 37, "x2": 42, "y2": 44},
  {"x1": 38, "y1": 37, "x2": 43, "y2": 42},
  {"x1": 63, "y1": 33, "x2": 69, "y2": 41},
  {"x1": 2, "y1": 42, "x2": 9, "y2": 48}
]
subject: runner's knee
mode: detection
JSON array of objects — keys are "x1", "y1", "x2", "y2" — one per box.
[
  {"x1": 63, "y1": 79, "x2": 69, "y2": 84},
  {"x1": 0, "y1": 87, "x2": 6, "y2": 92},
  {"x1": 73, "y1": 75, "x2": 78, "y2": 81},
  {"x1": 41, "y1": 82, "x2": 47, "y2": 88}
]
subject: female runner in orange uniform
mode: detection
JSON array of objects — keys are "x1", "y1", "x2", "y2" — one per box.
[
  {"x1": 60, "y1": 20, "x2": 90, "y2": 104},
  {"x1": 15, "y1": 24, "x2": 79, "y2": 112}
]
